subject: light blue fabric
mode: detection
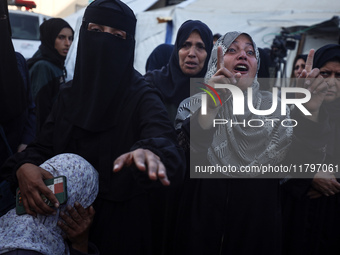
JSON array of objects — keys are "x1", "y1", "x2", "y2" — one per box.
[{"x1": 0, "y1": 153, "x2": 99, "y2": 255}]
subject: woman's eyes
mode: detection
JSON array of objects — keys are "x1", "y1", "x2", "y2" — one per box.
[
  {"x1": 320, "y1": 71, "x2": 329, "y2": 77},
  {"x1": 226, "y1": 48, "x2": 255, "y2": 56},
  {"x1": 89, "y1": 27, "x2": 102, "y2": 32},
  {"x1": 196, "y1": 43, "x2": 205, "y2": 50},
  {"x1": 88, "y1": 26, "x2": 126, "y2": 39},
  {"x1": 320, "y1": 71, "x2": 340, "y2": 80},
  {"x1": 113, "y1": 33, "x2": 124, "y2": 38},
  {"x1": 181, "y1": 42, "x2": 191, "y2": 49},
  {"x1": 57, "y1": 35, "x2": 74, "y2": 41},
  {"x1": 181, "y1": 42, "x2": 206, "y2": 51},
  {"x1": 295, "y1": 64, "x2": 306, "y2": 70}
]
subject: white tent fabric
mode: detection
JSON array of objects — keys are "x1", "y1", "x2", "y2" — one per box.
[
  {"x1": 135, "y1": 0, "x2": 340, "y2": 75},
  {"x1": 65, "y1": 0, "x2": 340, "y2": 80}
]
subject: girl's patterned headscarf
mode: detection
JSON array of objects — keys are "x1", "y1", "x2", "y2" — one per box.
[
  {"x1": 176, "y1": 31, "x2": 292, "y2": 177},
  {"x1": 205, "y1": 31, "x2": 260, "y2": 81},
  {"x1": 0, "y1": 154, "x2": 99, "y2": 254}
]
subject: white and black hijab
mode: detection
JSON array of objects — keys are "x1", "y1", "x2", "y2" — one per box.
[{"x1": 177, "y1": 31, "x2": 293, "y2": 177}]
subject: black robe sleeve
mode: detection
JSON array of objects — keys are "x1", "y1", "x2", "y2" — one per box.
[
  {"x1": 129, "y1": 90, "x2": 186, "y2": 189},
  {"x1": 281, "y1": 106, "x2": 330, "y2": 197},
  {"x1": 0, "y1": 99, "x2": 59, "y2": 191}
]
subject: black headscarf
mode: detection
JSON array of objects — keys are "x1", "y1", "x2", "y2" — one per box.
[
  {"x1": 313, "y1": 44, "x2": 340, "y2": 157},
  {"x1": 0, "y1": 1, "x2": 26, "y2": 124},
  {"x1": 145, "y1": 43, "x2": 175, "y2": 72},
  {"x1": 145, "y1": 20, "x2": 213, "y2": 108},
  {"x1": 314, "y1": 44, "x2": 340, "y2": 119},
  {"x1": 27, "y1": 18, "x2": 74, "y2": 70},
  {"x1": 63, "y1": 0, "x2": 147, "y2": 132},
  {"x1": 313, "y1": 44, "x2": 340, "y2": 70}
]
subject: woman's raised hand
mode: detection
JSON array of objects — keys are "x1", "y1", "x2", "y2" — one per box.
[
  {"x1": 296, "y1": 49, "x2": 328, "y2": 121},
  {"x1": 206, "y1": 46, "x2": 241, "y2": 109}
]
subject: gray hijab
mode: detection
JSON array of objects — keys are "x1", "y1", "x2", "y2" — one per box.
[{"x1": 176, "y1": 31, "x2": 293, "y2": 177}]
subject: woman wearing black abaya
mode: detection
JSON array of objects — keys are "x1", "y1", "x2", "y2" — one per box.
[
  {"x1": 0, "y1": 1, "x2": 185, "y2": 254},
  {"x1": 0, "y1": 1, "x2": 35, "y2": 167},
  {"x1": 282, "y1": 44, "x2": 340, "y2": 255},
  {"x1": 144, "y1": 20, "x2": 213, "y2": 123},
  {"x1": 174, "y1": 31, "x2": 328, "y2": 255},
  {"x1": 0, "y1": 4, "x2": 25, "y2": 124},
  {"x1": 27, "y1": 18, "x2": 74, "y2": 134},
  {"x1": 144, "y1": 21, "x2": 212, "y2": 254}
]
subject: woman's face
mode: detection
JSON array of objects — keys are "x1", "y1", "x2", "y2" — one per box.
[
  {"x1": 178, "y1": 31, "x2": 207, "y2": 76},
  {"x1": 294, "y1": 58, "x2": 306, "y2": 78},
  {"x1": 54, "y1": 28, "x2": 73, "y2": 57},
  {"x1": 223, "y1": 34, "x2": 258, "y2": 91},
  {"x1": 320, "y1": 61, "x2": 340, "y2": 103}
]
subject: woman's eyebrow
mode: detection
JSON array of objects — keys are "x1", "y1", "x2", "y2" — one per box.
[{"x1": 231, "y1": 41, "x2": 253, "y2": 48}]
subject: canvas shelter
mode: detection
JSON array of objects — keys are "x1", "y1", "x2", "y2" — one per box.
[{"x1": 65, "y1": 0, "x2": 340, "y2": 81}]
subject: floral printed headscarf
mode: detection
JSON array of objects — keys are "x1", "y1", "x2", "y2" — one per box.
[{"x1": 0, "y1": 153, "x2": 99, "y2": 255}]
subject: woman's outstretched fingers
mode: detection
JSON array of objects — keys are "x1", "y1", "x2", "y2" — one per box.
[
  {"x1": 132, "y1": 149, "x2": 147, "y2": 171},
  {"x1": 113, "y1": 149, "x2": 169, "y2": 185},
  {"x1": 113, "y1": 152, "x2": 133, "y2": 172},
  {"x1": 157, "y1": 163, "x2": 170, "y2": 186},
  {"x1": 135, "y1": 149, "x2": 169, "y2": 185}
]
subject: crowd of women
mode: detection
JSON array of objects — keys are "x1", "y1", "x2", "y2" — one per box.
[{"x1": 1, "y1": 0, "x2": 340, "y2": 254}]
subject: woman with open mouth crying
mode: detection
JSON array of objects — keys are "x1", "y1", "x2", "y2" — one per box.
[{"x1": 174, "y1": 31, "x2": 329, "y2": 255}]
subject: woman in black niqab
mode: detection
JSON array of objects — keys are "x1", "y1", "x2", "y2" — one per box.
[
  {"x1": 1, "y1": 1, "x2": 185, "y2": 254},
  {"x1": 0, "y1": 1, "x2": 26, "y2": 124},
  {"x1": 144, "y1": 20, "x2": 213, "y2": 122},
  {"x1": 64, "y1": 0, "x2": 144, "y2": 132}
]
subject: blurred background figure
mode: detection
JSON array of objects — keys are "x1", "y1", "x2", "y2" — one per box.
[
  {"x1": 27, "y1": 18, "x2": 74, "y2": 134},
  {"x1": 213, "y1": 32, "x2": 221, "y2": 44},
  {"x1": 292, "y1": 54, "x2": 307, "y2": 78},
  {"x1": 145, "y1": 43, "x2": 174, "y2": 72},
  {"x1": 288, "y1": 54, "x2": 308, "y2": 90},
  {"x1": 257, "y1": 47, "x2": 275, "y2": 91}
]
